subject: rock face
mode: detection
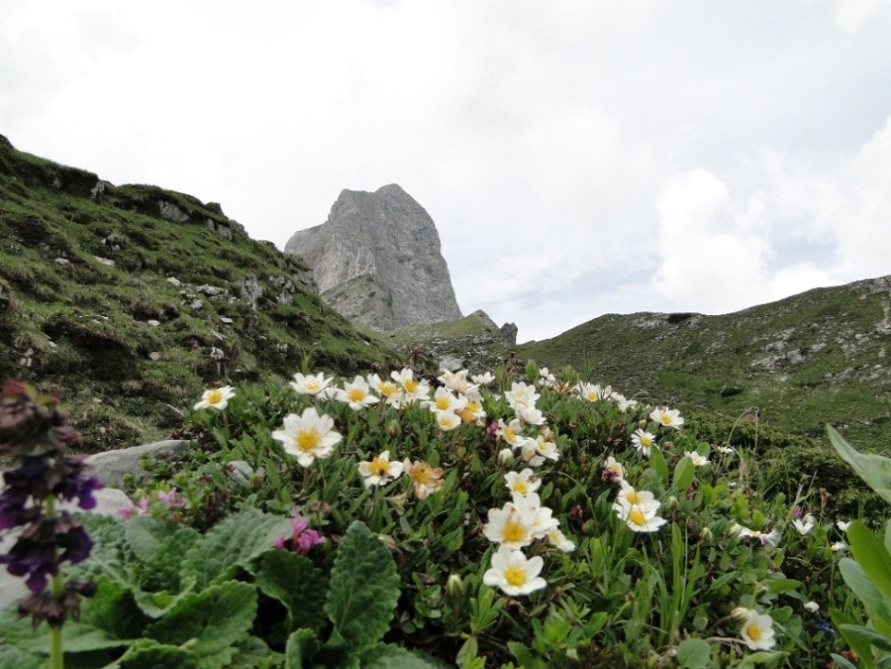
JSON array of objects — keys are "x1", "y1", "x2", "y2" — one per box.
[{"x1": 284, "y1": 184, "x2": 462, "y2": 331}]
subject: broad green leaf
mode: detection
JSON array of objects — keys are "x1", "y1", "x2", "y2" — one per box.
[
  {"x1": 0, "y1": 647, "x2": 43, "y2": 669},
  {"x1": 839, "y1": 624, "x2": 891, "y2": 653},
  {"x1": 118, "y1": 639, "x2": 201, "y2": 669},
  {"x1": 768, "y1": 579, "x2": 801, "y2": 594},
  {"x1": 848, "y1": 520, "x2": 891, "y2": 601},
  {"x1": 676, "y1": 638, "x2": 711, "y2": 669},
  {"x1": 650, "y1": 447, "x2": 669, "y2": 482},
  {"x1": 829, "y1": 653, "x2": 860, "y2": 669},
  {"x1": 832, "y1": 607, "x2": 875, "y2": 667},
  {"x1": 132, "y1": 583, "x2": 197, "y2": 619},
  {"x1": 325, "y1": 520, "x2": 401, "y2": 653},
  {"x1": 1, "y1": 614, "x2": 129, "y2": 655},
  {"x1": 78, "y1": 574, "x2": 152, "y2": 640},
  {"x1": 838, "y1": 558, "x2": 891, "y2": 632},
  {"x1": 253, "y1": 549, "x2": 328, "y2": 632},
  {"x1": 285, "y1": 629, "x2": 320, "y2": 669},
  {"x1": 362, "y1": 643, "x2": 440, "y2": 668},
  {"x1": 125, "y1": 515, "x2": 181, "y2": 563},
  {"x1": 140, "y1": 525, "x2": 201, "y2": 593},
  {"x1": 145, "y1": 581, "x2": 257, "y2": 669},
  {"x1": 181, "y1": 508, "x2": 293, "y2": 589},
  {"x1": 673, "y1": 456, "x2": 695, "y2": 492},
  {"x1": 828, "y1": 425, "x2": 891, "y2": 505}
]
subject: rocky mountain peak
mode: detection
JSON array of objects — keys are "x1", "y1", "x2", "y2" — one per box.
[{"x1": 284, "y1": 184, "x2": 463, "y2": 331}]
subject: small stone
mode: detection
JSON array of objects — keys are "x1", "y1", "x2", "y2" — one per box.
[
  {"x1": 148, "y1": 352, "x2": 161, "y2": 361},
  {"x1": 54, "y1": 257, "x2": 70, "y2": 265},
  {"x1": 166, "y1": 277, "x2": 182, "y2": 287},
  {"x1": 220, "y1": 317, "x2": 234, "y2": 324},
  {"x1": 146, "y1": 320, "x2": 161, "y2": 327}
]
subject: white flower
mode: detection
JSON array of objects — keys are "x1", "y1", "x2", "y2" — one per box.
[
  {"x1": 715, "y1": 445, "x2": 736, "y2": 455},
  {"x1": 616, "y1": 481, "x2": 660, "y2": 514},
  {"x1": 737, "y1": 609, "x2": 777, "y2": 651},
  {"x1": 831, "y1": 541, "x2": 848, "y2": 552},
  {"x1": 471, "y1": 372, "x2": 495, "y2": 386},
  {"x1": 459, "y1": 397, "x2": 486, "y2": 425},
  {"x1": 613, "y1": 498, "x2": 668, "y2": 533},
  {"x1": 511, "y1": 492, "x2": 559, "y2": 539},
  {"x1": 496, "y1": 418, "x2": 525, "y2": 448},
  {"x1": 737, "y1": 526, "x2": 781, "y2": 547},
  {"x1": 602, "y1": 456, "x2": 625, "y2": 481},
  {"x1": 515, "y1": 404, "x2": 546, "y2": 426},
  {"x1": 684, "y1": 451, "x2": 710, "y2": 467},
  {"x1": 483, "y1": 545, "x2": 547, "y2": 596},
  {"x1": 367, "y1": 373, "x2": 404, "y2": 407},
  {"x1": 546, "y1": 526, "x2": 576, "y2": 552},
  {"x1": 358, "y1": 450, "x2": 404, "y2": 488},
  {"x1": 335, "y1": 375, "x2": 380, "y2": 410},
  {"x1": 612, "y1": 393, "x2": 638, "y2": 412},
  {"x1": 649, "y1": 406, "x2": 685, "y2": 430},
  {"x1": 483, "y1": 502, "x2": 539, "y2": 549},
  {"x1": 289, "y1": 372, "x2": 333, "y2": 396},
  {"x1": 576, "y1": 382, "x2": 607, "y2": 402},
  {"x1": 433, "y1": 409, "x2": 462, "y2": 431},
  {"x1": 193, "y1": 385, "x2": 235, "y2": 411},
  {"x1": 425, "y1": 386, "x2": 467, "y2": 415},
  {"x1": 505, "y1": 381, "x2": 540, "y2": 411},
  {"x1": 390, "y1": 368, "x2": 431, "y2": 404},
  {"x1": 272, "y1": 407, "x2": 342, "y2": 467},
  {"x1": 792, "y1": 513, "x2": 815, "y2": 536},
  {"x1": 631, "y1": 429, "x2": 657, "y2": 456},
  {"x1": 403, "y1": 458, "x2": 445, "y2": 499},
  {"x1": 438, "y1": 369, "x2": 473, "y2": 394},
  {"x1": 804, "y1": 601, "x2": 820, "y2": 613},
  {"x1": 504, "y1": 469, "x2": 541, "y2": 496},
  {"x1": 836, "y1": 519, "x2": 851, "y2": 532}
]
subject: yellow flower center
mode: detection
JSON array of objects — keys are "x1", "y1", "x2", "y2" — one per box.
[
  {"x1": 296, "y1": 430, "x2": 320, "y2": 452},
  {"x1": 503, "y1": 427, "x2": 516, "y2": 442},
  {"x1": 746, "y1": 623, "x2": 762, "y2": 641},
  {"x1": 502, "y1": 520, "x2": 526, "y2": 543},
  {"x1": 404, "y1": 378, "x2": 418, "y2": 393},
  {"x1": 207, "y1": 389, "x2": 223, "y2": 404},
  {"x1": 379, "y1": 383, "x2": 396, "y2": 397},
  {"x1": 513, "y1": 481, "x2": 529, "y2": 494},
  {"x1": 626, "y1": 491, "x2": 642, "y2": 505},
  {"x1": 306, "y1": 381, "x2": 320, "y2": 392},
  {"x1": 661, "y1": 415, "x2": 672, "y2": 425},
  {"x1": 348, "y1": 388, "x2": 366, "y2": 402},
  {"x1": 412, "y1": 463, "x2": 434, "y2": 484},
  {"x1": 641, "y1": 435, "x2": 652, "y2": 447},
  {"x1": 370, "y1": 458, "x2": 389, "y2": 477},
  {"x1": 629, "y1": 508, "x2": 647, "y2": 526},
  {"x1": 504, "y1": 565, "x2": 527, "y2": 587},
  {"x1": 436, "y1": 396, "x2": 450, "y2": 410}
]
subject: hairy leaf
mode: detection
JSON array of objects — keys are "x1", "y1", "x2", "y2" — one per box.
[
  {"x1": 285, "y1": 628, "x2": 321, "y2": 669},
  {"x1": 676, "y1": 638, "x2": 711, "y2": 669},
  {"x1": 362, "y1": 643, "x2": 441, "y2": 668},
  {"x1": 125, "y1": 515, "x2": 181, "y2": 563},
  {"x1": 118, "y1": 639, "x2": 201, "y2": 669},
  {"x1": 324, "y1": 520, "x2": 400, "y2": 653},
  {"x1": 253, "y1": 549, "x2": 328, "y2": 632}
]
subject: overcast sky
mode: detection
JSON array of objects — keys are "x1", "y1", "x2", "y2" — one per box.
[{"x1": 3, "y1": 1, "x2": 891, "y2": 342}]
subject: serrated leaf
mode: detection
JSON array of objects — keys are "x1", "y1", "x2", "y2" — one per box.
[
  {"x1": 131, "y1": 582, "x2": 196, "y2": 619},
  {"x1": 253, "y1": 549, "x2": 328, "y2": 632},
  {"x1": 673, "y1": 456, "x2": 695, "y2": 492},
  {"x1": 125, "y1": 515, "x2": 181, "y2": 563},
  {"x1": 324, "y1": 520, "x2": 400, "y2": 653},
  {"x1": 144, "y1": 581, "x2": 257, "y2": 669},
  {"x1": 0, "y1": 646, "x2": 43, "y2": 669},
  {"x1": 362, "y1": 643, "x2": 440, "y2": 668},
  {"x1": 140, "y1": 525, "x2": 201, "y2": 592},
  {"x1": 118, "y1": 638, "x2": 201, "y2": 669},
  {"x1": 1, "y1": 613, "x2": 130, "y2": 655},
  {"x1": 181, "y1": 509, "x2": 294, "y2": 589},
  {"x1": 828, "y1": 425, "x2": 891, "y2": 506},
  {"x1": 676, "y1": 638, "x2": 711, "y2": 669},
  {"x1": 78, "y1": 574, "x2": 152, "y2": 640}
]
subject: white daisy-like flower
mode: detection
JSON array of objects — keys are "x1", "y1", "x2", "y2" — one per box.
[
  {"x1": 367, "y1": 373, "x2": 404, "y2": 407},
  {"x1": 402, "y1": 458, "x2": 445, "y2": 499},
  {"x1": 737, "y1": 608, "x2": 777, "y2": 651},
  {"x1": 515, "y1": 404, "x2": 546, "y2": 426},
  {"x1": 496, "y1": 418, "x2": 525, "y2": 448},
  {"x1": 511, "y1": 492, "x2": 560, "y2": 539},
  {"x1": 471, "y1": 371, "x2": 495, "y2": 386},
  {"x1": 289, "y1": 372, "x2": 333, "y2": 397},
  {"x1": 649, "y1": 406, "x2": 685, "y2": 430},
  {"x1": 482, "y1": 502, "x2": 539, "y2": 549},
  {"x1": 459, "y1": 397, "x2": 487, "y2": 425},
  {"x1": 425, "y1": 386, "x2": 467, "y2": 415},
  {"x1": 613, "y1": 498, "x2": 668, "y2": 533},
  {"x1": 433, "y1": 409, "x2": 462, "y2": 431},
  {"x1": 546, "y1": 526, "x2": 576, "y2": 552},
  {"x1": 505, "y1": 381, "x2": 540, "y2": 411},
  {"x1": 335, "y1": 375, "x2": 381, "y2": 410},
  {"x1": 831, "y1": 541, "x2": 848, "y2": 552},
  {"x1": 193, "y1": 385, "x2": 235, "y2": 411},
  {"x1": 792, "y1": 513, "x2": 815, "y2": 535},
  {"x1": 736, "y1": 526, "x2": 781, "y2": 547},
  {"x1": 438, "y1": 369, "x2": 473, "y2": 394},
  {"x1": 504, "y1": 469, "x2": 541, "y2": 496},
  {"x1": 272, "y1": 407, "x2": 342, "y2": 467},
  {"x1": 602, "y1": 456, "x2": 625, "y2": 481},
  {"x1": 483, "y1": 545, "x2": 547, "y2": 596},
  {"x1": 390, "y1": 368, "x2": 431, "y2": 404},
  {"x1": 836, "y1": 519, "x2": 851, "y2": 532},
  {"x1": 576, "y1": 381, "x2": 607, "y2": 402},
  {"x1": 631, "y1": 429, "x2": 657, "y2": 456},
  {"x1": 358, "y1": 450, "x2": 404, "y2": 488},
  {"x1": 684, "y1": 451, "x2": 710, "y2": 467},
  {"x1": 616, "y1": 481, "x2": 660, "y2": 514}
]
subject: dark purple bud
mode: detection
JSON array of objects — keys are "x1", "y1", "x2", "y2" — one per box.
[{"x1": 0, "y1": 486, "x2": 34, "y2": 530}]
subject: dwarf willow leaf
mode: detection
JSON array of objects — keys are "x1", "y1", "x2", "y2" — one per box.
[
  {"x1": 324, "y1": 520, "x2": 401, "y2": 653},
  {"x1": 181, "y1": 508, "x2": 294, "y2": 589},
  {"x1": 144, "y1": 581, "x2": 257, "y2": 669},
  {"x1": 254, "y1": 549, "x2": 328, "y2": 632}
]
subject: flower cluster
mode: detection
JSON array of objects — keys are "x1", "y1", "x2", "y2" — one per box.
[{"x1": 0, "y1": 380, "x2": 101, "y2": 628}]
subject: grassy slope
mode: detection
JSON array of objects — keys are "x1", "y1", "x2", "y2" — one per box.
[
  {"x1": 520, "y1": 279, "x2": 891, "y2": 452},
  {"x1": 0, "y1": 135, "x2": 399, "y2": 449}
]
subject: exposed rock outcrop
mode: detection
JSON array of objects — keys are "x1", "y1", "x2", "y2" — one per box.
[{"x1": 284, "y1": 184, "x2": 462, "y2": 331}]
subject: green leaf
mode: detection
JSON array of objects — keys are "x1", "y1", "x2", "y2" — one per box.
[
  {"x1": 125, "y1": 515, "x2": 181, "y2": 563},
  {"x1": 1, "y1": 614, "x2": 130, "y2": 655},
  {"x1": 0, "y1": 647, "x2": 44, "y2": 669},
  {"x1": 285, "y1": 629, "x2": 320, "y2": 669},
  {"x1": 832, "y1": 607, "x2": 875, "y2": 667},
  {"x1": 650, "y1": 447, "x2": 669, "y2": 482},
  {"x1": 848, "y1": 520, "x2": 891, "y2": 601},
  {"x1": 144, "y1": 581, "x2": 258, "y2": 669},
  {"x1": 838, "y1": 558, "x2": 891, "y2": 632},
  {"x1": 325, "y1": 520, "x2": 401, "y2": 653},
  {"x1": 768, "y1": 578, "x2": 801, "y2": 594},
  {"x1": 79, "y1": 574, "x2": 152, "y2": 640},
  {"x1": 676, "y1": 638, "x2": 711, "y2": 669},
  {"x1": 839, "y1": 624, "x2": 891, "y2": 653},
  {"x1": 828, "y1": 425, "x2": 891, "y2": 506},
  {"x1": 362, "y1": 643, "x2": 440, "y2": 668},
  {"x1": 253, "y1": 549, "x2": 328, "y2": 632},
  {"x1": 118, "y1": 639, "x2": 201, "y2": 669},
  {"x1": 181, "y1": 508, "x2": 293, "y2": 589},
  {"x1": 829, "y1": 653, "x2": 860, "y2": 669},
  {"x1": 140, "y1": 525, "x2": 201, "y2": 592},
  {"x1": 673, "y1": 456, "x2": 695, "y2": 492}
]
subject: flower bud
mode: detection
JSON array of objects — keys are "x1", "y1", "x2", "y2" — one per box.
[
  {"x1": 731, "y1": 606, "x2": 753, "y2": 621},
  {"x1": 446, "y1": 573, "x2": 464, "y2": 599},
  {"x1": 497, "y1": 448, "x2": 514, "y2": 466},
  {"x1": 386, "y1": 418, "x2": 401, "y2": 438},
  {"x1": 700, "y1": 527, "x2": 713, "y2": 545}
]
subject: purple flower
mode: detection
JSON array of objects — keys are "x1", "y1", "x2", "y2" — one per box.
[{"x1": 0, "y1": 486, "x2": 32, "y2": 530}]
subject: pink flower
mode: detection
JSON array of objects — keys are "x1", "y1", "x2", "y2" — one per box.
[
  {"x1": 275, "y1": 516, "x2": 326, "y2": 555},
  {"x1": 156, "y1": 487, "x2": 187, "y2": 509}
]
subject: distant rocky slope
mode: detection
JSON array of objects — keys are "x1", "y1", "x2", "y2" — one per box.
[
  {"x1": 284, "y1": 184, "x2": 463, "y2": 331},
  {"x1": 520, "y1": 276, "x2": 891, "y2": 451},
  {"x1": 0, "y1": 135, "x2": 398, "y2": 448}
]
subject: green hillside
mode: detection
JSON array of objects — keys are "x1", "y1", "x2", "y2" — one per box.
[{"x1": 0, "y1": 135, "x2": 398, "y2": 449}]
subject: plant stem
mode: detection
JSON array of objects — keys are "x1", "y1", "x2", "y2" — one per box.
[{"x1": 46, "y1": 495, "x2": 64, "y2": 669}]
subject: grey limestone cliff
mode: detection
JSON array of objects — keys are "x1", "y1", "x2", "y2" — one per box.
[{"x1": 284, "y1": 184, "x2": 462, "y2": 331}]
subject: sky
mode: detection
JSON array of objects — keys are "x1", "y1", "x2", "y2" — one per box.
[{"x1": 3, "y1": 1, "x2": 891, "y2": 343}]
